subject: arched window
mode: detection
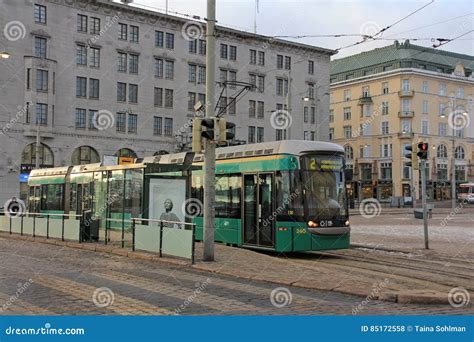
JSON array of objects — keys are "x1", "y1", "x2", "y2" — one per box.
[
  {"x1": 437, "y1": 144, "x2": 448, "y2": 159},
  {"x1": 21, "y1": 143, "x2": 54, "y2": 167},
  {"x1": 455, "y1": 146, "x2": 465, "y2": 160},
  {"x1": 344, "y1": 145, "x2": 354, "y2": 160},
  {"x1": 71, "y1": 146, "x2": 100, "y2": 165},
  {"x1": 115, "y1": 148, "x2": 137, "y2": 158}
]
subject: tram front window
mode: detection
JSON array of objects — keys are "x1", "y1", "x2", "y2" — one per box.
[{"x1": 301, "y1": 154, "x2": 347, "y2": 220}]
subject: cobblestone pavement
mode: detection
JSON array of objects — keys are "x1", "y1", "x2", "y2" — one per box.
[{"x1": 0, "y1": 238, "x2": 471, "y2": 316}]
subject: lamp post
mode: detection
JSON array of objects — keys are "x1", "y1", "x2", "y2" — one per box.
[{"x1": 0, "y1": 51, "x2": 10, "y2": 59}]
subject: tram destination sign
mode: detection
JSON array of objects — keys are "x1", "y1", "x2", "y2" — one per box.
[{"x1": 305, "y1": 155, "x2": 343, "y2": 172}]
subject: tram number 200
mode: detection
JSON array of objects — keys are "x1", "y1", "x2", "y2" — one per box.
[{"x1": 296, "y1": 228, "x2": 307, "y2": 234}]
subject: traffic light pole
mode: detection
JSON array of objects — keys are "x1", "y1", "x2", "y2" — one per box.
[
  {"x1": 203, "y1": 0, "x2": 216, "y2": 261},
  {"x1": 420, "y1": 159, "x2": 429, "y2": 249}
]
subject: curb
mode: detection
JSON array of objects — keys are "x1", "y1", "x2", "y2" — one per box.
[{"x1": 0, "y1": 232, "x2": 459, "y2": 306}]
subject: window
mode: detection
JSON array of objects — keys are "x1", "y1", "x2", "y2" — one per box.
[
  {"x1": 90, "y1": 17, "x2": 100, "y2": 34},
  {"x1": 34, "y1": 4, "x2": 47, "y2": 24},
  {"x1": 344, "y1": 145, "x2": 354, "y2": 159},
  {"x1": 165, "y1": 89, "x2": 173, "y2": 108},
  {"x1": 422, "y1": 100, "x2": 428, "y2": 114},
  {"x1": 249, "y1": 100, "x2": 256, "y2": 117},
  {"x1": 343, "y1": 107, "x2": 351, "y2": 120},
  {"x1": 35, "y1": 37, "x2": 47, "y2": 58},
  {"x1": 401, "y1": 119, "x2": 411, "y2": 133},
  {"x1": 220, "y1": 44, "x2": 228, "y2": 59},
  {"x1": 189, "y1": 39, "x2": 197, "y2": 54},
  {"x1": 116, "y1": 113, "x2": 126, "y2": 133},
  {"x1": 439, "y1": 83, "x2": 446, "y2": 96},
  {"x1": 256, "y1": 75, "x2": 264, "y2": 93},
  {"x1": 248, "y1": 126, "x2": 256, "y2": 143},
  {"x1": 422, "y1": 120, "x2": 429, "y2": 135},
  {"x1": 36, "y1": 103, "x2": 47, "y2": 125},
  {"x1": 117, "y1": 52, "x2": 127, "y2": 72},
  {"x1": 250, "y1": 49, "x2": 256, "y2": 64},
  {"x1": 402, "y1": 99, "x2": 410, "y2": 112},
  {"x1": 229, "y1": 97, "x2": 236, "y2": 115},
  {"x1": 329, "y1": 110, "x2": 334, "y2": 123},
  {"x1": 76, "y1": 77, "x2": 87, "y2": 97},
  {"x1": 362, "y1": 86, "x2": 370, "y2": 97},
  {"x1": 422, "y1": 81, "x2": 428, "y2": 93},
  {"x1": 164, "y1": 118, "x2": 173, "y2": 136},
  {"x1": 229, "y1": 45, "x2": 237, "y2": 60},
  {"x1": 284, "y1": 56, "x2": 291, "y2": 70},
  {"x1": 36, "y1": 69, "x2": 48, "y2": 91},
  {"x1": 188, "y1": 92, "x2": 196, "y2": 111},
  {"x1": 403, "y1": 162, "x2": 411, "y2": 179},
  {"x1": 361, "y1": 163, "x2": 372, "y2": 179},
  {"x1": 329, "y1": 128, "x2": 334, "y2": 141},
  {"x1": 257, "y1": 101, "x2": 264, "y2": 118},
  {"x1": 129, "y1": 54, "x2": 139, "y2": 74},
  {"x1": 439, "y1": 103, "x2": 446, "y2": 117},
  {"x1": 89, "y1": 78, "x2": 99, "y2": 99},
  {"x1": 27, "y1": 69, "x2": 31, "y2": 90},
  {"x1": 381, "y1": 121, "x2": 389, "y2": 135},
  {"x1": 198, "y1": 66, "x2": 206, "y2": 84},
  {"x1": 75, "y1": 108, "x2": 86, "y2": 129},
  {"x1": 344, "y1": 89, "x2": 351, "y2": 101},
  {"x1": 90, "y1": 47, "x2": 100, "y2": 68},
  {"x1": 277, "y1": 55, "x2": 283, "y2": 69},
  {"x1": 402, "y1": 79, "x2": 410, "y2": 91},
  {"x1": 249, "y1": 73, "x2": 256, "y2": 90},
  {"x1": 129, "y1": 25, "x2": 139, "y2": 42},
  {"x1": 303, "y1": 107, "x2": 308, "y2": 123},
  {"x1": 382, "y1": 101, "x2": 389, "y2": 115},
  {"x1": 307, "y1": 83, "x2": 315, "y2": 99},
  {"x1": 308, "y1": 60, "x2": 314, "y2": 74},
  {"x1": 187, "y1": 64, "x2": 197, "y2": 84},
  {"x1": 165, "y1": 60, "x2": 174, "y2": 79},
  {"x1": 276, "y1": 78, "x2": 288, "y2": 96},
  {"x1": 129, "y1": 84, "x2": 138, "y2": 103},
  {"x1": 128, "y1": 114, "x2": 137, "y2": 133},
  {"x1": 155, "y1": 31, "x2": 164, "y2": 47},
  {"x1": 381, "y1": 163, "x2": 392, "y2": 180},
  {"x1": 154, "y1": 58, "x2": 163, "y2": 78},
  {"x1": 343, "y1": 125, "x2": 352, "y2": 139},
  {"x1": 199, "y1": 39, "x2": 206, "y2": 55},
  {"x1": 437, "y1": 163, "x2": 448, "y2": 180},
  {"x1": 382, "y1": 82, "x2": 389, "y2": 94},
  {"x1": 457, "y1": 87, "x2": 464, "y2": 99},
  {"x1": 310, "y1": 107, "x2": 316, "y2": 124},
  {"x1": 257, "y1": 127, "x2": 264, "y2": 143},
  {"x1": 455, "y1": 146, "x2": 465, "y2": 159},
  {"x1": 380, "y1": 144, "x2": 392, "y2": 157},
  {"x1": 258, "y1": 51, "x2": 265, "y2": 65},
  {"x1": 71, "y1": 146, "x2": 99, "y2": 165},
  {"x1": 153, "y1": 87, "x2": 163, "y2": 107},
  {"x1": 165, "y1": 33, "x2": 174, "y2": 49},
  {"x1": 153, "y1": 117, "x2": 162, "y2": 135},
  {"x1": 119, "y1": 23, "x2": 127, "y2": 40},
  {"x1": 437, "y1": 144, "x2": 448, "y2": 158},
  {"x1": 456, "y1": 165, "x2": 466, "y2": 181},
  {"x1": 77, "y1": 14, "x2": 87, "y2": 33},
  {"x1": 439, "y1": 123, "x2": 447, "y2": 136},
  {"x1": 117, "y1": 82, "x2": 126, "y2": 102},
  {"x1": 88, "y1": 110, "x2": 98, "y2": 130},
  {"x1": 76, "y1": 45, "x2": 87, "y2": 65}
]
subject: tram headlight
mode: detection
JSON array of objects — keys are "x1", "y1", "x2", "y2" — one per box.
[
  {"x1": 345, "y1": 220, "x2": 350, "y2": 226},
  {"x1": 308, "y1": 221, "x2": 318, "y2": 228}
]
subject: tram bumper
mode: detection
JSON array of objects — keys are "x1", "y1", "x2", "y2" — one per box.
[{"x1": 307, "y1": 226, "x2": 350, "y2": 235}]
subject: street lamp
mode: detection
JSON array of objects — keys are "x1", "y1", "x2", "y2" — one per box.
[{"x1": 0, "y1": 51, "x2": 10, "y2": 59}]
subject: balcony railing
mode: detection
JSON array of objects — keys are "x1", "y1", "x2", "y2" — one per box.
[
  {"x1": 398, "y1": 131, "x2": 415, "y2": 138},
  {"x1": 358, "y1": 96, "x2": 373, "y2": 105},
  {"x1": 398, "y1": 90, "x2": 415, "y2": 97},
  {"x1": 398, "y1": 111, "x2": 415, "y2": 118}
]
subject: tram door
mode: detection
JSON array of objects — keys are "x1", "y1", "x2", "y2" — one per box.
[
  {"x1": 242, "y1": 173, "x2": 274, "y2": 247},
  {"x1": 76, "y1": 183, "x2": 93, "y2": 216}
]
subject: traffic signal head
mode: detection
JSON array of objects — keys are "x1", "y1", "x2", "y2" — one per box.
[
  {"x1": 217, "y1": 118, "x2": 235, "y2": 144},
  {"x1": 200, "y1": 118, "x2": 216, "y2": 141},
  {"x1": 417, "y1": 142, "x2": 429, "y2": 160},
  {"x1": 404, "y1": 144, "x2": 418, "y2": 169},
  {"x1": 192, "y1": 118, "x2": 203, "y2": 153}
]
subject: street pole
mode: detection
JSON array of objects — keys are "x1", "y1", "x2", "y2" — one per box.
[
  {"x1": 286, "y1": 69, "x2": 292, "y2": 140},
  {"x1": 203, "y1": 0, "x2": 216, "y2": 261},
  {"x1": 451, "y1": 135, "x2": 456, "y2": 209},
  {"x1": 421, "y1": 159, "x2": 429, "y2": 249},
  {"x1": 35, "y1": 123, "x2": 41, "y2": 169}
]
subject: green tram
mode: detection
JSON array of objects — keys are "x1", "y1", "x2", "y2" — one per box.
[{"x1": 27, "y1": 141, "x2": 350, "y2": 252}]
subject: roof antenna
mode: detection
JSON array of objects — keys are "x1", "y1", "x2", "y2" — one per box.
[{"x1": 254, "y1": 0, "x2": 259, "y2": 34}]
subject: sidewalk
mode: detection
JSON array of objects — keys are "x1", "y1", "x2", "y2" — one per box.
[{"x1": 2, "y1": 231, "x2": 471, "y2": 306}]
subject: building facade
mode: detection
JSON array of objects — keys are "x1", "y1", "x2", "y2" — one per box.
[
  {"x1": 329, "y1": 40, "x2": 474, "y2": 203},
  {"x1": 0, "y1": 0, "x2": 335, "y2": 203}
]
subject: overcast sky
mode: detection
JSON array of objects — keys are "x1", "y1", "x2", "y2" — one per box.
[{"x1": 125, "y1": 0, "x2": 473, "y2": 59}]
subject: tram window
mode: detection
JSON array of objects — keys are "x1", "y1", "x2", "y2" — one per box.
[
  {"x1": 108, "y1": 170, "x2": 124, "y2": 211},
  {"x1": 40, "y1": 184, "x2": 64, "y2": 211},
  {"x1": 191, "y1": 174, "x2": 204, "y2": 215},
  {"x1": 276, "y1": 171, "x2": 304, "y2": 218},
  {"x1": 215, "y1": 174, "x2": 241, "y2": 218},
  {"x1": 70, "y1": 183, "x2": 77, "y2": 211},
  {"x1": 124, "y1": 169, "x2": 143, "y2": 217}
]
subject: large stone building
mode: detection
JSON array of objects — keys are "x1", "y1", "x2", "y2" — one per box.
[
  {"x1": 329, "y1": 40, "x2": 474, "y2": 203},
  {"x1": 0, "y1": 0, "x2": 335, "y2": 202}
]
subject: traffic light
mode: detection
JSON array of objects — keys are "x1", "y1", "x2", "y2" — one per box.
[
  {"x1": 404, "y1": 144, "x2": 418, "y2": 170},
  {"x1": 192, "y1": 118, "x2": 202, "y2": 153},
  {"x1": 417, "y1": 142, "x2": 429, "y2": 160},
  {"x1": 201, "y1": 118, "x2": 216, "y2": 141},
  {"x1": 217, "y1": 118, "x2": 235, "y2": 144}
]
